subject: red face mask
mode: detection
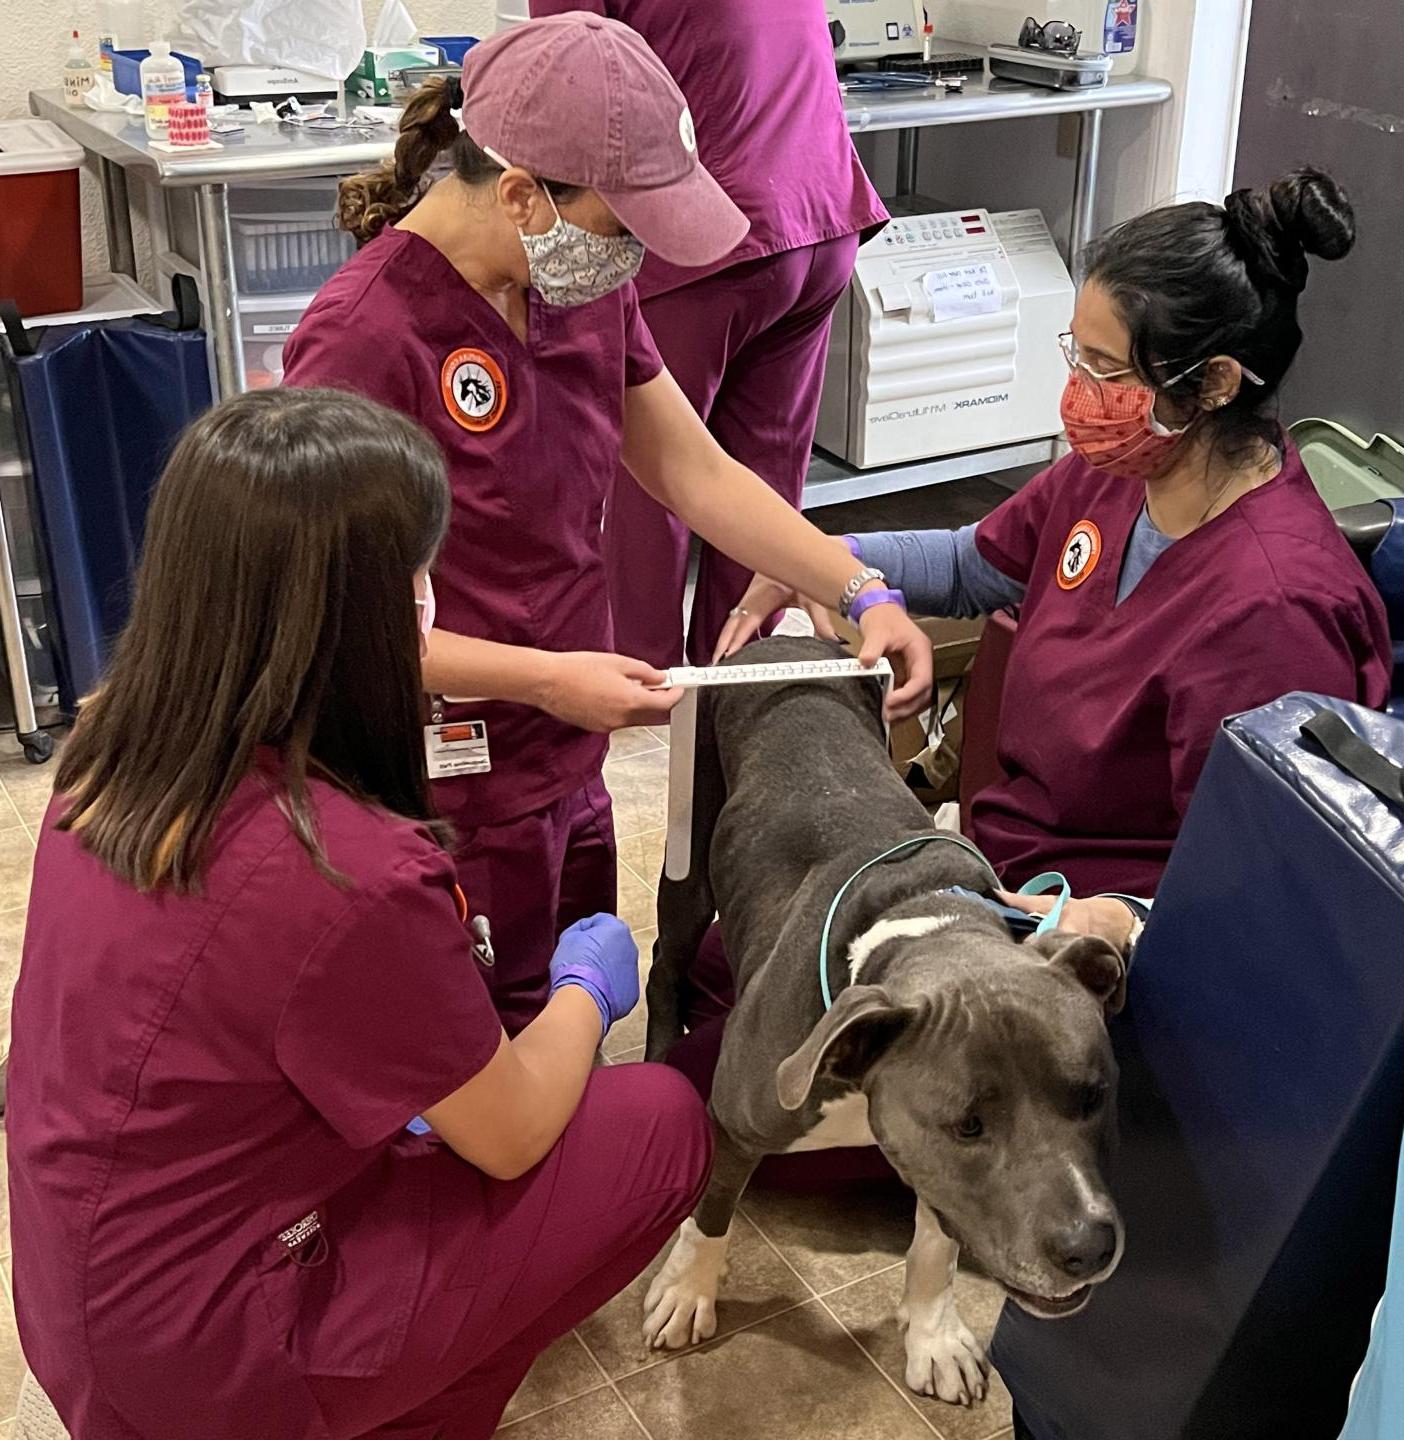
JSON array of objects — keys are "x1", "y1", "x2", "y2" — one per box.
[{"x1": 1059, "y1": 369, "x2": 1194, "y2": 483}]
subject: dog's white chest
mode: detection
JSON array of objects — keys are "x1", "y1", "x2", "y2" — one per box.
[{"x1": 783, "y1": 1091, "x2": 876, "y2": 1153}]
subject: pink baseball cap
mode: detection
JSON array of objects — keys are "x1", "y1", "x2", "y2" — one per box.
[{"x1": 460, "y1": 13, "x2": 749, "y2": 269}]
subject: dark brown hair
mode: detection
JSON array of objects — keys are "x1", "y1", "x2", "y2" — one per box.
[
  {"x1": 57, "y1": 387, "x2": 452, "y2": 892},
  {"x1": 1084, "y1": 167, "x2": 1356, "y2": 459},
  {"x1": 338, "y1": 76, "x2": 579, "y2": 245}
]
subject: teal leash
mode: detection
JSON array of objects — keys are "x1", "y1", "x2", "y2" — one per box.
[{"x1": 817, "y1": 835, "x2": 1070, "y2": 1012}]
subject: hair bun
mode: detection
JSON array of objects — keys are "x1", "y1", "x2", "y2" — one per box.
[{"x1": 1223, "y1": 168, "x2": 1355, "y2": 294}]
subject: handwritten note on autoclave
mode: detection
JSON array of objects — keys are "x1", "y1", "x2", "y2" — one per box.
[{"x1": 924, "y1": 263, "x2": 1001, "y2": 322}]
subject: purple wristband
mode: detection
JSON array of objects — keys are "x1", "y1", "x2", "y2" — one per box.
[{"x1": 847, "y1": 586, "x2": 906, "y2": 624}]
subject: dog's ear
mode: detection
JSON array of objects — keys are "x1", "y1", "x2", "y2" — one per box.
[
  {"x1": 1029, "y1": 932, "x2": 1127, "y2": 1016},
  {"x1": 775, "y1": 986, "x2": 918, "y2": 1111}
]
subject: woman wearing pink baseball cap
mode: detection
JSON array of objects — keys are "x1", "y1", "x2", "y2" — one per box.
[{"x1": 284, "y1": 12, "x2": 930, "y2": 1041}]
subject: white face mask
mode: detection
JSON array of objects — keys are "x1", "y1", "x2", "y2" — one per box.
[
  {"x1": 414, "y1": 573, "x2": 436, "y2": 657},
  {"x1": 518, "y1": 191, "x2": 645, "y2": 308}
]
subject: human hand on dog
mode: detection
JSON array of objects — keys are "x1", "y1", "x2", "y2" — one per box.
[
  {"x1": 548, "y1": 915, "x2": 640, "y2": 1038},
  {"x1": 857, "y1": 602, "x2": 932, "y2": 721},
  {"x1": 997, "y1": 891, "x2": 1138, "y2": 954},
  {"x1": 712, "y1": 574, "x2": 839, "y2": 659}
]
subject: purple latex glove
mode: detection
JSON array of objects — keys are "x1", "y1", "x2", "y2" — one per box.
[{"x1": 549, "y1": 914, "x2": 640, "y2": 1037}]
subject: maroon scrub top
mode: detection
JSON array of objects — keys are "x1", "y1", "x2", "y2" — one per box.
[
  {"x1": 972, "y1": 442, "x2": 1392, "y2": 897},
  {"x1": 7, "y1": 765, "x2": 503, "y2": 1439},
  {"x1": 282, "y1": 228, "x2": 663, "y2": 824},
  {"x1": 530, "y1": 0, "x2": 888, "y2": 300}
]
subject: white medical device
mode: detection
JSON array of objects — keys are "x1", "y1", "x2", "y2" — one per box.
[
  {"x1": 826, "y1": 0, "x2": 923, "y2": 65},
  {"x1": 211, "y1": 65, "x2": 340, "y2": 106},
  {"x1": 815, "y1": 205, "x2": 1075, "y2": 469}
]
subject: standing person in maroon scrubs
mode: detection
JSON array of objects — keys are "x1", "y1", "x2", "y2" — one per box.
[
  {"x1": 726, "y1": 169, "x2": 1391, "y2": 905},
  {"x1": 282, "y1": 14, "x2": 928, "y2": 1036},
  {"x1": 530, "y1": 0, "x2": 888, "y2": 668},
  {"x1": 6, "y1": 388, "x2": 716, "y2": 1440}
]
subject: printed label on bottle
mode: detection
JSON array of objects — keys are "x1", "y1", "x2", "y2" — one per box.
[{"x1": 1103, "y1": 0, "x2": 1138, "y2": 55}]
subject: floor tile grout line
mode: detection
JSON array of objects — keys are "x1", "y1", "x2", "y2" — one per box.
[
  {"x1": 812, "y1": 1289, "x2": 946, "y2": 1440},
  {"x1": 733, "y1": 1201, "x2": 909, "y2": 1301},
  {"x1": 493, "y1": 1334, "x2": 611, "y2": 1431},
  {"x1": 811, "y1": 1259, "x2": 906, "y2": 1299},
  {"x1": 734, "y1": 1204, "x2": 822, "y2": 1301},
  {"x1": 0, "y1": 790, "x2": 26, "y2": 839},
  {"x1": 617, "y1": 856, "x2": 659, "y2": 898},
  {"x1": 573, "y1": 1327, "x2": 657, "y2": 1440},
  {"x1": 601, "y1": 1292, "x2": 817, "y2": 1385}
]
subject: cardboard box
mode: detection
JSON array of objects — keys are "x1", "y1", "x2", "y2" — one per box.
[
  {"x1": 350, "y1": 45, "x2": 440, "y2": 103},
  {"x1": 835, "y1": 612, "x2": 986, "y2": 805}
]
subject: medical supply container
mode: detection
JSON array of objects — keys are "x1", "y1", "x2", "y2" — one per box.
[
  {"x1": 0, "y1": 120, "x2": 84, "y2": 317},
  {"x1": 97, "y1": 0, "x2": 146, "y2": 73},
  {"x1": 140, "y1": 41, "x2": 187, "y2": 137}
]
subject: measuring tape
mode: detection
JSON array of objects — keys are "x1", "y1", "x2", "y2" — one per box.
[
  {"x1": 656, "y1": 657, "x2": 894, "y2": 690},
  {"x1": 662, "y1": 657, "x2": 895, "y2": 882}
]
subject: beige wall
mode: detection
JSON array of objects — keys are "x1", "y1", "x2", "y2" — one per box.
[{"x1": 3, "y1": 0, "x2": 496, "y2": 285}]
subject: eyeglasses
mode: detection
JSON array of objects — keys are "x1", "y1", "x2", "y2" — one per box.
[
  {"x1": 1019, "y1": 17, "x2": 1082, "y2": 55},
  {"x1": 1058, "y1": 331, "x2": 1267, "y2": 390}
]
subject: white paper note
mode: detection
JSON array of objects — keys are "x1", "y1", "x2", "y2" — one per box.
[{"x1": 923, "y1": 263, "x2": 1001, "y2": 322}]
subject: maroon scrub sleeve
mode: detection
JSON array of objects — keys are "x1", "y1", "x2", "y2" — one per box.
[
  {"x1": 974, "y1": 455, "x2": 1075, "y2": 586},
  {"x1": 622, "y1": 281, "x2": 663, "y2": 388},
  {"x1": 281, "y1": 319, "x2": 418, "y2": 415},
  {"x1": 1164, "y1": 591, "x2": 1391, "y2": 818},
  {"x1": 276, "y1": 847, "x2": 503, "y2": 1149}
]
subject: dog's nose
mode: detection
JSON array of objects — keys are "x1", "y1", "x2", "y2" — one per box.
[{"x1": 1045, "y1": 1218, "x2": 1118, "y2": 1279}]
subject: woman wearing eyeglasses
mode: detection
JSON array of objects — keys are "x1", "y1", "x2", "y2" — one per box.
[{"x1": 722, "y1": 169, "x2": 1391, "y2": 901}]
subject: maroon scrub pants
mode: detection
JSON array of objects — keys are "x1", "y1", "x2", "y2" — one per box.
[
  {"x1": 450, "y1": 773, "x2": 617, "y2": 1035},
  {"x1": 608, "y1": 234, "x2": 861, "y2": 669},
  {"x1": 307, "y1": 1063, "x2": 713, "y2": 1439}
]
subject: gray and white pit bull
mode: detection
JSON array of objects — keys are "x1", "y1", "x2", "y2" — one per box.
[{"x1": 643, "y1": 636, "x2": 1127, "y2": 1405}]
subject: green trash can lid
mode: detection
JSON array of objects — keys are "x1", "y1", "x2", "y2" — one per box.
[{"x1": 1290, "y1": 417, "x2": 1404, "y2": 510}]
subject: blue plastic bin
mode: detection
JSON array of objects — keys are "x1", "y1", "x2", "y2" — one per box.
[
  {"x1": 420, "y1": 35, "x2": 479, "y2": 64},
  {"x1": 110, "y1": 48, "x2": 203, "y2": 102}
]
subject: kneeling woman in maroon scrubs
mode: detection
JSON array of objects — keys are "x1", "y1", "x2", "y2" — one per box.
[{"x1": 7, "y1": 389, "x2": 712, "y2": 1440}]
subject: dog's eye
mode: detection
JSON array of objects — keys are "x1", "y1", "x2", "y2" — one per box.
[
  {"x1": 951, "y1": 1114, "x2": 984, "y2": 1142},
  {"x1": 1077, "y1": 1083, "x2": 1108, "y2": 1119}
]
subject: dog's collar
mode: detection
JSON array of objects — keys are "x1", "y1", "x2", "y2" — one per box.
[
  {"x1": 819, "y1": 832, "x2": 996, "y2": 1011},
  {"x1": 819, "y1": 839, "x2": 1071, "y2": 1011}
]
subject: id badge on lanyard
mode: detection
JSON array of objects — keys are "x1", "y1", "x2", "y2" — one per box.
[{"x1": 424, "y1": 695, "x2": 491, "y2": 779}]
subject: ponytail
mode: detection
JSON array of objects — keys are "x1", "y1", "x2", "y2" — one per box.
[
  {"x1": 337, "y1": 75, "x2": 585, "y2": 247},
  {"x1": 339, "y1": 78, "x2": 465, "y2": 245}
]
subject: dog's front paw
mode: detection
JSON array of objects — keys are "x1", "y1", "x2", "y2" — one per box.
[
  {"x1": 641, "y1": 1218, "x2": 731, "y2": 1351},
  {"x1": 899, "y1": 1295, "x2": 989, "y2": 1406}
]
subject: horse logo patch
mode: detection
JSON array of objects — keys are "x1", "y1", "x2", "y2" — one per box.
[
  {"x1": 1056, "y1": 519, "x2": 1102, "y2": 591},
  {"x1": 441, "y1": 348, "x2": 507, "y2": 433}
]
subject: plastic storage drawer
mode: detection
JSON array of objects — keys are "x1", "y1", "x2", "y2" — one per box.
[
  {"x1": 239, "y1": 299, "x2": 307, "y2": 388},
  {"x1": 227, "y1": 181, "x2": 356, "y2": 295}
]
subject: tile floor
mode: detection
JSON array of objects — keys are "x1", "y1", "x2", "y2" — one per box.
[{"x1": 0, "y1": 471, "x2": 1021, "y2": 1440}]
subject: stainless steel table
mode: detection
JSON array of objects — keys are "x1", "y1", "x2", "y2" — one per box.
[{"x1": 31, "y1": 72, "x2": 1171, "y2": 506}]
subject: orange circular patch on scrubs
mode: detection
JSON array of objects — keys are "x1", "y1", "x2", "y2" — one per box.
[
  {"x1": 440, "y1": 348, "x2": 507, "y2": 433},
  {"x1": 1056, "y1": 519, "x2": 1102, "y2": 591}
]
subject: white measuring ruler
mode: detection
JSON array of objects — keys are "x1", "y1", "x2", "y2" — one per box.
[{"x1": 657, "y1": 658, "x2": 893, "y2": 882}]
